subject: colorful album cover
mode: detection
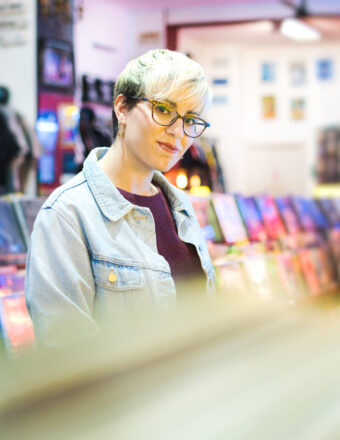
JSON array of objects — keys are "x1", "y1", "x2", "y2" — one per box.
[
  {"x1": 189, "y1": 195, "x2": 215, "y2": 241},
  {"x1": 0, "y1": 295, "x2": 35, "y2": 356},
  {"x1": 275, "y1": 252, "x2": 306, "y2": 300},
  {"x1": 236, "y1": 196, "x2": 267, "y2": 242},
  {"x1": 11, "y1": 196, "x2": 46, "y2": 248},
  {"x1": 328, "y1": 229, "x2": 340, "y2": 279},
  {"x1": 291, "y1": 196, "x2": 317, "y2": 233},
  {"x1": 264, "y1": 254, "x2": 287, "y2": 301},
  {"x1": 317, "y1": 199, "x2": 340, "y2": 227},
  {"x1": 241, "y1": 254, "x2": 273, "y2": 301},
  {"x1": 0, "y1": 200, "x2": 26, "y2": 256},
  {"x1": 212, "y1": 193, "x2": 248, "y2": 245},
  {"x1": 275, "y1": 197, "x2": 300, "y2": 235},
  {"x1": 0, "y1": 269, "x2": 25, "y2": 297},
  {"x1": 307, "y1": 199, "x2": 330, "y2": 230},
  {"x1": 332, "y1": 198, "x2": 340, "y2": 220},
  {"x1": 292, "y1": 197, "x2": 329, "y2": 232},
  {"x1": 214, "y1": 259, "x2": 247, "y2": 296},
  {"x1": 256, "y1": 195, "x2": 286, "y2": 240},
  {"x1": 311, "y1": 246, "x2": 338, "y2": 292},
  {"x1": 297, "y1": 248, "x2": 322, "y2": 296},
  {"x1": 20, "y1": 197, "x2": 46, "y2": 233},
  {"x1": 207, "y1": 200, "x2": 225, "y2": 243},
  {"x1": 189, "y1": 195, "x2": 224, "y2": 243}
]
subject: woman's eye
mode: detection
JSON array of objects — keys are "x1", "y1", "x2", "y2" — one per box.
[
  {"x1": 184, "y1": 117, "x2": 196, "y2": 126},
  {"x1": 155, "y1": 105, "x2": 171, "y2": 115}
]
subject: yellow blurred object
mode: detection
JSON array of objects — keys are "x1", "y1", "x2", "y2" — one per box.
[
  {"x1": 64, "y1": 105, "x2": 79, "y2": 117},
  {"x1": 107, "y1": 271, "x2": 117, "y2": 283},
  {"x1": 176, "y1": 172, "x2": 188, "y2": 189},
  {"x1": 313, "y1": 183, "x2": 340, "y2": 198},
  {"x1": 189, "y1": 174, "x2": 201, "y2": 188},
  {"x1": 189, "y1": 185, "x2": 211, "y2": 196}
]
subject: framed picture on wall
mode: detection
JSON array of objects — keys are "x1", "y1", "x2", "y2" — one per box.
[
  {"x1": 261, "y1": 62, "x2": 275, "y2": 82},
  {"x1": 290, "y1": 98, "x2": 306, "y2": 120},
  {"x1": 38, "y1": 39, "x2": 75, "y2": 93},
  {"x1": 262, "y1": 96, "x2": 276, "y2": 119},
  {"x1": 316, "y1": 58, "x2": 334, "y2": 81},
  {"x1": 290, "y1": 62, "x2": 307, "y2": 86}
]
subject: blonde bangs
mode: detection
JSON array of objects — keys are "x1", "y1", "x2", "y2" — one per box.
[
  {"x1": 143, "y1": 54, "x2": 211, "y2": 113},
  {"x1": 115, "y1": 49, "x2": 212, "y2": 114}
]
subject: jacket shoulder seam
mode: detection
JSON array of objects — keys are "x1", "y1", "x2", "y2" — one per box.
[
  {"x1": 46, "y1": 178, "x2": 87, "y2": 208},
  {"x1": 43, "y1": 205, "x2": 88, "y2": 250}
]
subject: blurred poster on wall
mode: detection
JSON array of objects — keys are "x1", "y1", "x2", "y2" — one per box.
[
  {"x1": 316, "y1": 58, "x2": 334, "y2": 81},
  {"x1": 290, "y1": 62, "x2": 307, "y2": 86},
  {"x1": 261, "y1": 62, "x2": 275, "y2": 82},
  {"x1": 291, "y1": 98, "x2": 306, "y2": 120},
  {"x1": 262, "y1": 96, "x2": 276, "y2": 119}
]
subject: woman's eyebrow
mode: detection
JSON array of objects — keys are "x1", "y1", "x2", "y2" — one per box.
[
  {"x1": 186, "y1": 111, "x2": 200, "y2": 116},
  {"x1": 163, "y1": 99, "x2": 176, "y2": 108},
  {"x1": 162, "y1": 99, "x2": 201, "y2": 116}
]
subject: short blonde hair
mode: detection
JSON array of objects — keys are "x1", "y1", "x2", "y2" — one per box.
[{"x1": 112, "y1": 49, "x2": 212, "y2": 137}]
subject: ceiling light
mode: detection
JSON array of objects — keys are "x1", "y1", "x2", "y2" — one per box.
[{"x1": 280, "y1": 18, "x2": 321, "y2": 42}]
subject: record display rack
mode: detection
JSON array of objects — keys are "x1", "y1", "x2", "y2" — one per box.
[
  {"x1": 190, "y1": 193, "x2": 340, "y2": 303},
  {"x1": 1, "y1": 191, "x2": 339, "y2": 356},
  {"x1": 0, "y1": 195, "x2": 46, "y2": 357}
]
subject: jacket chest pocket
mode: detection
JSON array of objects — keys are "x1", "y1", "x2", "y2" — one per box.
[{"x1": 91, "y1": 258, "x2": 145, "y2": 291}]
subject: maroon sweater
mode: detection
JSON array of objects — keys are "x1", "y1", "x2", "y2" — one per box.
[{"x1": 117, "y1": 184, "x2": 203, "y2": 280}]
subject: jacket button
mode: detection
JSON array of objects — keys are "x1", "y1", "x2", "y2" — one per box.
[{"x1": 108, "y1": 271, "x2": 117, "y2": 283}]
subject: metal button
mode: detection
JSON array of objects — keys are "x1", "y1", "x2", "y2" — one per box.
[{"x1": 108, "y1": 270, "x2": 117, "y2": 283}]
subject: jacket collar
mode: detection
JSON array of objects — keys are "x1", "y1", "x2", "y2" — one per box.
[{"x1": 83, "y1": 147, "x2": 192, "y2": 222}]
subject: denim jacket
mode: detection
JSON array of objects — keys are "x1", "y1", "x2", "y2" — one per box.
[{"x1": 25, "y1": 147, "x2": 215, "y2": 346}]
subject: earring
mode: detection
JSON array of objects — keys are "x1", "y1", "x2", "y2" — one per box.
[{"x1": 118, "y1": 123, "x2": 126, "y2": 137}]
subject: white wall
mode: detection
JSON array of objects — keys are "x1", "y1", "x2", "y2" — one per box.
[
  {"x1": 127, "y1": 3, "x2": 340, "y2": 196},
  {"x1": 178, "y1": 32, "x2": 340, "y2": 196},
  {"x1": 74, "y1": 0, "x2": 132, "y2": 83},
  {"x1": 0, "y1": 0, "x2": 37, "y2": 127},
  {"x1": 129, "y1": 9, "x2": 166, "y2": 58},
  {"x1": 168, "y1": 2, "x2": 289, "y2": 25},
  {"x1": 129, "y1": 1, "x2": 291, "y2": 58}
]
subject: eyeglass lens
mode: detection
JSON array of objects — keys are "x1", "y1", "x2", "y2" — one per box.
[{"x1": 152, "y1": 102, "x2": 206, "y2": 137}]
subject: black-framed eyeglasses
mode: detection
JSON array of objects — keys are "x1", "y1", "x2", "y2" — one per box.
[{"x1": 135, "y1": 97, "x2": 210, "y2": 138}]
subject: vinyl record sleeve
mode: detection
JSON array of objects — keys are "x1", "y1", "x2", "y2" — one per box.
[
  {"x1": 256, "y1": 195, "x2": 286, "y2": 240},
  {"x1": 0, "y1": 295, "x2": 35, "y2": 356},
  {"x1": 236, "y1": 196, "x2": 267, "y2": 242},
  {"x1": 212, "y1": 193, "x2": 248, "y2": 244},
  {"x1": 0, "y1": 200, "x2": 26, "y2": 256}
]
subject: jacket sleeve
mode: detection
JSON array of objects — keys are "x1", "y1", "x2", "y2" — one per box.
[{"x1": 25, "y1": 206, "x2": 99, "y2": 347}]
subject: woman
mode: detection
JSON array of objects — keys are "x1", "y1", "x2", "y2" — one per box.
[{"x1": 26, "y1": 49, "x2": 215, "y2": 346}]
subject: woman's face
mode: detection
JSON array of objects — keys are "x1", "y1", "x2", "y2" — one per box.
[{"x1": 121, "y1": 96, "x2": 201, "y2": 174}]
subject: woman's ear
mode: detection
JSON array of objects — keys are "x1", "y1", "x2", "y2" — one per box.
[{"x1": 114, "y1": 94, "x2": 128, "y2": 124}]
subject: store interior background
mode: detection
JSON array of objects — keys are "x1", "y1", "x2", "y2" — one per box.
[
  {"x1": 1, "y1": 0, "x2": 340, "y2": 197},
  {"x1": 2, "y1": 3, "x2": 340, "y2": 434}
]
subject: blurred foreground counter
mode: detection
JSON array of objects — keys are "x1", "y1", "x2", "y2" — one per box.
[{"x1": 2, "y1": 295, "x2": 340, "y2": 439}]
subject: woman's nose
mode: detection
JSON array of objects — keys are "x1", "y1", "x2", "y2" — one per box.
[{"x1": 166, "y1": 118, "x2": 184, "y2": 138}]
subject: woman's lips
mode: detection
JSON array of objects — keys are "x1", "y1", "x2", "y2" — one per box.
[{"x1": 157, "y1": 142, "x2": 179, "y2": 154}]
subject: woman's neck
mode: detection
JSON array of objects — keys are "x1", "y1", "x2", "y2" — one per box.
[{"x1": 98, "y1": 144, "x2": 158, "y2": 196}]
